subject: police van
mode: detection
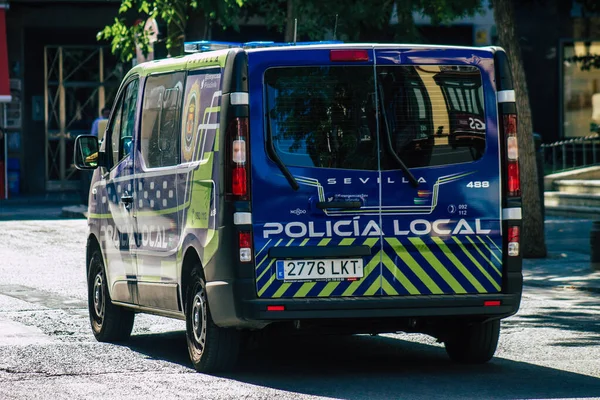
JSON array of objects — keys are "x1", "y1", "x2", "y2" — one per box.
[{"x1": 74, "y1": 40, "x2": 523, "y2": 372}]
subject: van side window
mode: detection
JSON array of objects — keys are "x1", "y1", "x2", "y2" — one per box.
[
  {"x1": 180, "y1": 69, "x2": 222, "y2": 163},
  {"x1": 108, "y1": 78, "x2": 139, "y2": 168},
  {"x1": 141, "y1": 72, "x2": 185, "y2": 168}
]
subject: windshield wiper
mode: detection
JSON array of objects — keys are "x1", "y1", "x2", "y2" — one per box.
[
  {"x1": 377, "y1": 83, "x2": 419, "y2": 188},
  {"x1": 265, "y1": 114, "x2": 300, "y2": 191}
]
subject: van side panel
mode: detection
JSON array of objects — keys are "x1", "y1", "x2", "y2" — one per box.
[{"x1": 177, "y1": 52, "x2": 230, "y2": 292}]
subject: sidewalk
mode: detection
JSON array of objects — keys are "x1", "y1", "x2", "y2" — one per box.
[
  {"x1": 0, "y1": 192, "x2": 82, "y2": 220},
  {"x1": 522, "y1": 218, "x2": 600, "y2": 293}
]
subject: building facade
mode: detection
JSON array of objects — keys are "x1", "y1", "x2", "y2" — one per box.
[{"x1": 0, "y1": 0, "x2": 596, "y2": 198}]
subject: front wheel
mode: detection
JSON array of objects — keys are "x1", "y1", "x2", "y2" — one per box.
[
  {"x1": 444, "y1": 319, "x2": 500, "y2": 364},
  {"x1": 88, "y1": 250, "x2": 135, "y2": 342},
  {"x1": 185, "y1": 268, "x2": 241, "y2": 373}
]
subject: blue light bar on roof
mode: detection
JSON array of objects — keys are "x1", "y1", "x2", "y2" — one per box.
[
  {"x1": 183, "y1": 40, "x2": 345, "y2": 53},
  {"x1": 184, "y1": 40, "x2": 241, "y2": 53}
]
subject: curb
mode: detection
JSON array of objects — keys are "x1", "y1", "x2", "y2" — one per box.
[
  {"x1": 60, "y1": 205, "x2": 88, "y2": 219},
  {"x1": 524, "y1": 280, "x2": 600, "y2": 294}
]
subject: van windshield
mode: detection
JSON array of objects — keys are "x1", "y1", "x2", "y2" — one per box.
[{"x1": 264, "y1": 65, "x2": 486, "y2": 171}]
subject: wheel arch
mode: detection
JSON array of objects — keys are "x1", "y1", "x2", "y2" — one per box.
[
  {"x1": 180, "y1": 244, "x2": 203, "y2": 314},
  {"x1": 86, "y1": 233, "x2": 102, "y2": 276}
]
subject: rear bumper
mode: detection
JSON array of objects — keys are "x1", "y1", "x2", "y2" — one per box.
[{"x1": 206, "y1": 271, "x2": 523, "y2": 329}]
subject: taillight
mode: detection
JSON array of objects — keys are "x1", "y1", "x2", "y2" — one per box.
[
  {"x1": 239, "y1": 231, "x2": 252, "y2": 262},
  {"x1": 330, "y1": 49, "x2": 369, "y2": 62},
  {"x1": 503, "y1": 114, "x2": 520, "y2": 197},
  {"x1": 228, "y1": 117, "x2": 250, "y2": 199},
  {"x1": 507, "y1": 226, "x2": 520, "y2": 257}
]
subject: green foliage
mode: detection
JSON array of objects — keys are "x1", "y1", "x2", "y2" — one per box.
[
  {"x1": 413, "y1": 0, "x2": 484, "y2": 25},
  {"x1": 98, "y1": 0, "x2": 246, "y2": 62},
  {"x1": 248, "y1": 0, "x2": 484, "y2": 43}
]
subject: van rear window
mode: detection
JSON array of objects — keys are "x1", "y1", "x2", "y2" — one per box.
[{"x1": 264, "y1": 65, "x2": 486, "y2": 170}]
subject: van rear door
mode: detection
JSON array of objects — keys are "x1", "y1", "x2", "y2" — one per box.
[
  {"x1": 249, "y1": 48, "x2": 385, "y2": 299},
  {"x1": 374, "y1": 46, "x2": 503, "y2": 296}
]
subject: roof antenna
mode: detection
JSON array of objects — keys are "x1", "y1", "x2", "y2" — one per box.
[
  {"x1": 293, "y1": 18, "x2": 298, "y2": 44},
  {"x1": 333, "y1": 14, "x2": 338, "y2": 41}
]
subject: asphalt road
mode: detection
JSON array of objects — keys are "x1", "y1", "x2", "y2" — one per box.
[{"x1": 1, "y1": 215, "x2": 600, "y2": 399}]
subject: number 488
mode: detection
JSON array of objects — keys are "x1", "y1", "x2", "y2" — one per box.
[{"x1": 466, "y1": 181, "x2": 490, "y2": 188}]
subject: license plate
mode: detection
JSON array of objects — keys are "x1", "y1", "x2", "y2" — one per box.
[{"x1": 276, "y1": 259, "x2": 364, "y2": 281}]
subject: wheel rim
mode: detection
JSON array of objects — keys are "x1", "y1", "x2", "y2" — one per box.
[
  {"x1": 191, "y1": 287, "x2": 207, "y2": 353},
  {"x1": 93, "y1": 272, "x2": 105, "y2": 320}
]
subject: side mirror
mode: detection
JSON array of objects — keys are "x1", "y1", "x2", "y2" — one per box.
[{"x1": 74, "y1": 135, "x2": 101, "y2": 170}]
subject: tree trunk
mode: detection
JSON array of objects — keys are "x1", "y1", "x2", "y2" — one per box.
[
  {"x1": 167, "y1": 0, "x2": 189, "y2": 57},
  {"x1": 492, "y1": 0, "x2": 547, "y2": 258},
  {"x1": 284, "y1": 0, "x2": 296, "y2": 42},
  {"x1": 393, "y1": 0, "x2": 420, "y2": 43}
]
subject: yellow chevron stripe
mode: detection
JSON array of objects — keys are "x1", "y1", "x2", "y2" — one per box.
[
  {"x1": 365, "y1": 278, "x2": 380, "y2": 296},
  {"x1": 486, "y1": 235, "x2": 502, "y2": 252},
  {"x1": 381, "y1": 276, "x2": 398, "y2": 295},
  {"x1": 300, "y1": 238, "x2": 310, "y2": 246},
  {"x1": 385, "y1": 238, "x2": 443, "y2": 294},
  {"x1": 408, "y1": 237, "x2": 466, "y2": 294},
  {"x1": 363, "y1": 237, "x2": 379, "y2": 248},
  {"x1": 255, "y1": 239, "x2": 272, "y2": 258},
  {"x1": 381, "y1": 251, "x2": 420, "y2": 294},
  {"x1": 318, "y1": 238, "x2": 332, "y2": 246},
  {"x1": 318, "y1": 281, "x2": 340, "y2": 297},
  {"x1": 257, "y1": 273, "x2": 276, "y2": 297},
  {"x1": 341, "y1": 250, "x2": 380, "y2": 296},
  {"x1": 431, "y1": 237, "x2": 486, "y2": 293},
  {"x1": 451, "y1": 236, "x2": 501, "y2": 291},
  {"x1": 339, "y1": 238, "x2": 356, "y2": 246},
  {"x1": 256, "y1": 258, "x2": 276, "y2": 283},
  {"x1": 465, "y1": 236, "x2": 501, "y2": 276},
  {"x1": 476, "y1": 236, "x2": 502, "y2": 265},
  {"x1": 256, "y1": 238, "x2": 283, "y2": 270},
  {"x1": 272, "y1": 282, "x2": 291, "y2": 298},
  {"x1": 293, "y1": 282, "x2": 317, "y2": 298}
]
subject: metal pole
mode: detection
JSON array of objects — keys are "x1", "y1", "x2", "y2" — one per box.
[
  {"x1": 59, "y1": 46, "x2": 66, "y2": 186},
  {"x1": 293, "y1": 18, "x2": 297, "y2": 44},
  {"x1": 572, "y1": 141, "x2": 576, "y2": 168},
  {"x1": 44, "y1": 46, "x2": 49, "y2": 185},
  {"x1": 583, "y1": 140, "x2": 587, "y2": 166},
  {"x1": 552, "y1": 145, "x2": 557, "y2": 173},
  {"x1": 594, "y1": 140, "x2": 598, "y2": 165},
  {"x1": 98, "y1": 47, "x2": 105, "y2": 114},
  {"x1": 3, "y1": 103, "x2": 7, "y2": 199},
  {"x1": 562, "y1": 143, "x2": 566, "y2": 170}
]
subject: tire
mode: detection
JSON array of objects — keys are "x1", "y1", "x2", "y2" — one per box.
[
  {"x1": 444, "y1": 319, "x2": 500, "y2": 364},
  {"x1": 88, "y1": 250, "x2": 135, "y2": 342},
  {"x1": 185, "y1": 267, "x2": 241, "y2": 373}
]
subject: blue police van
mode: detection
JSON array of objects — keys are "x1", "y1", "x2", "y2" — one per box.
[{"x1": 73, "y1": 40, "x2": 523, "y2": 372}]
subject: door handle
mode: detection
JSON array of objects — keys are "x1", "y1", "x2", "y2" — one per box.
[
  {"x1": 120, "y1": 194, "x2": 134, "y2": 209},
  {"x1": 316, "y1": 200, "x2": 362, "y2": 210}
]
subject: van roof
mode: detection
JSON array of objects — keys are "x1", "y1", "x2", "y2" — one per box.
[{"x1": 127, "y1": 41, "x2": 502, "y2": 80}]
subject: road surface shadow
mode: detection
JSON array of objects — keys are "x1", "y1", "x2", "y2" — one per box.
[{"x1": 124, "y1": 331, "x2": 600, "y2": 399}]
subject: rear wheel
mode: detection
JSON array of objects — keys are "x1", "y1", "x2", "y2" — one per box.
[
  {"x1": 185, "y1": 267, "x2": 241, "y2": 373},
  {"x1": 88, "y1": 251, "x2": 135, "y2": 342},
  {"x1": 444, "y1": 319, "x2": 500, "y2": 364}
]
